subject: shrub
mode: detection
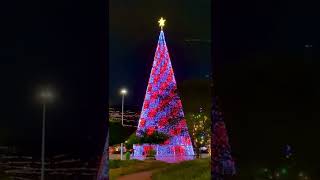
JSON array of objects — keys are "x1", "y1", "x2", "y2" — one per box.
[
  {"x1": 125, "y1": 132, "x2": 140, "y2": 149},
  {"x1": 137, "y1": 130, "x2": 170, "y2": 145}
]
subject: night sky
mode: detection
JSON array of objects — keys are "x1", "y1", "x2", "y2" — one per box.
[
  {"x1": 109, "y1": 0, "x2": 211, "y2": 106},
  {"x1": 0, "y1": 0, "x2": 211, "y2": 159},
  {"x1": 1, "y1": 0, "x2": 108, "y2": 157},
  {"x1": 213, "y1": 0, "x2": 320, "y2": 171}
]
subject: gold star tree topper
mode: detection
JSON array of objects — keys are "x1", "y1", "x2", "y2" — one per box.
[{"x1": 158, "y1": 17, "x2": 166, "y2": 30}]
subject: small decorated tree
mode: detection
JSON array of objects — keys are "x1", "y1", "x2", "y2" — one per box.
[{"x1": 186, "y1": 108, "x2": 211, "y2": 157}]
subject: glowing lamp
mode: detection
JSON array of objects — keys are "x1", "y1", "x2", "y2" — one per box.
[{"x1": 120, "y1": 89, "x2": 127, "y2": 95}]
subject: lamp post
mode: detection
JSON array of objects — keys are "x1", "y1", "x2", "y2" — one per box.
[
  {"x1": 120, "y1": 88, "x2": 127, "y2": 160},
  {"x1": 39, "y1": 89, "x2": 53, "y2": 180},
  {"x1": 120, "y1": 89, "x2": 127, "y2": 127}
]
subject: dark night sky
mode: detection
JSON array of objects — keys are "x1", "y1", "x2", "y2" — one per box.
[
  {"x1": 213, "y1": 0, "x2": 320, "y2": 169},
  {"x1": 109, "y1": 0, "x2": 211, "y2": 106},
  {"x1": 0, "y1": 0, "x2": 211, "y2": 158},
  {"x1": 1, "y1": 0, "x2": 108, "y2": 157}
]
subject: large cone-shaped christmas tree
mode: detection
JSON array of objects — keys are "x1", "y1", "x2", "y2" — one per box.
[
  {"x1": 132, "y1": 18, "x2": 195, "y2": 162},
  {"x1": 97, "y1": 131, "x2": 109, "y2": 180},
  {"x1": 212, "y1": 96, "x2": 236, "y2": 179}
]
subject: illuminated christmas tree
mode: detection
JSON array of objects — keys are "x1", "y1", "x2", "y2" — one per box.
[
  {"x1": 97, "y1": 131, "x2": 109, "y2": 180},
  {"x1": 212, "y1": 96, "x2": 236, "y2": 179},
  {"x1": 132, "y1": 18, "x2": 195, "y2": 162},
  {"x1": 186, "y1": 108, "x2": 211, "y2": 157}
]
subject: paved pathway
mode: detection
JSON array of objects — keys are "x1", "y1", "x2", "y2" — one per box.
[{"x1": 117, "y1": 170, "x2": 153, "y2": 180}]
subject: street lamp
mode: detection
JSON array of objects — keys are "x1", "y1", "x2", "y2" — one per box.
[
  {"x1": 39, "y1": 88, "x2": 53, "y2": 180},
  {"x1": 120, "y1": 88, "x2": 127, "y2": 160},
  {"x1": 120, "y1": 88, "x2": 127, "y2": 127}
]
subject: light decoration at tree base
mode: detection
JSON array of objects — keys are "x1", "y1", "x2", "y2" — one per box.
[
  {"x1": 132, "y1": 18, "x2": 195, "y2": 163},
  {"x1": 132, "y1": 144, "x2": 195, "y2": 163}
]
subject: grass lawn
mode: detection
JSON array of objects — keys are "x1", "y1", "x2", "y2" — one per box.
[
  {"x1": 152, "y1": 158, "x2": 210, "y2": 180},
  {"x1": 0, "y1": 172, "x2": 10, "y2": 180},
  {"x1": 110, "y1": 158, "x2": 210, "y2": 180},
  {"x1": 109, "y1": 159, "x2": 168, "y2": 180}
]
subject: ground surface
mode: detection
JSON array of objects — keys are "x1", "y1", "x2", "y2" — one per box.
[
  {"x1": 109, "y1": 159, "x2": 167, "y2": 180},
  {"x1": 152, "y1": 158, "x2": 210, "y2": 180},
  {"x1": 110, "y1": 158, "x2": 210, "y2": 180},
  {"x1": 117, "y1": 171, "x2": 153, "y2": 180}
]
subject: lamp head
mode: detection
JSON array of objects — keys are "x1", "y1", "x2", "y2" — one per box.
[
  {"x1": 39, "y1": 88, "x2": 54, "y2": 103},
  {"x1": 120, "y1": 89, "x2": 127, "y2": 95}
]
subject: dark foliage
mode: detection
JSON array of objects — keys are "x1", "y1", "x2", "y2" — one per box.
[{"x1": 136, "y1": 130, "x2": 170, "y2": 145}]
